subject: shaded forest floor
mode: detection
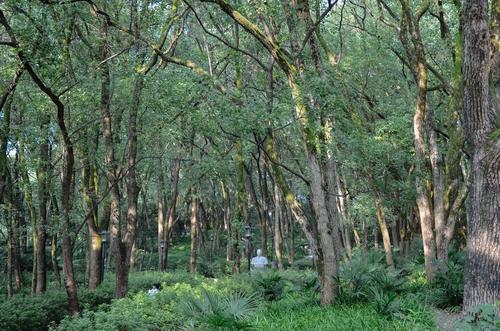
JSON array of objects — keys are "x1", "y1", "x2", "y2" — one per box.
[
  {"x1": 0, "y1": 245, "x2": 475, "y2": 330},
  {"x1": 434, "y1": 308, "x2": 461, "y2": 331}
]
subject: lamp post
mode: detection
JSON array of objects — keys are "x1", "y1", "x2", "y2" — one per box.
[
  {"x1": 100, "y1": 230, "x2": 108, "y2": 282},
  {"x1": 159, "y1": 240, "x2": 165, "y2": 271},
  {"x1": 244, "y1": 224, "x2": 252, "y2": 273}
]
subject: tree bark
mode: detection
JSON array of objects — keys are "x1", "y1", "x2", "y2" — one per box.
[
  {"x1": 34, "y1": 115, "x2": 51, "y2": 293},
  {"x1": 462, "y1": 0, "x2": 499, "y2": 308},
  {"x1": 274, "y1": 184, "x2": 284, "y2": 270},
  {"x1": 371, "y1": 180, "x2": 395, "y2": 268},
  {"x1": 83, "y1": 161, "x2": 102, "y2": 289},
  {"x1": 189, "y1": 192, "x2": 199, "y2": 273},
  {"x1": 164, "y1": 154, "x2": 181, "y2": 270},
  {"x1": 117, "y1": 66, "x2": 144, "y2": 297},
  {"x1": 157, "y1": 161, "x2": 165, "y2": 271}
]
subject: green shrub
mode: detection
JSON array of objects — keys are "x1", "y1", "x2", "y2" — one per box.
[
  {"x1": 454, "y1": 303, "x2": 499, "y2": 331},
  {"x1": 429, "y1": 261, "x2": 464, "y2": 308},
  {"x1": 368, "y1": 286, "x2": 402, "y2": 317},
  {"x1": 55, "y1": 283, "x2": 194, "y2": 331},
  {"x1": 252, "y1": 272, "x2": 285, "y2": 301},
  {"x1": 0, "y1": 290, "x2": 67, "y2": 331},
  {"x1": 178, "y1": 288, "x2": 258, "y2": 330}
]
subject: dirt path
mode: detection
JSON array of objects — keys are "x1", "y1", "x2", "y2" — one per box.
[{"x1": 434, "y1": 308, "x2": 461, "y2": 330}]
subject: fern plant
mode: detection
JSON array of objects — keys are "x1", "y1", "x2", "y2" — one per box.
[
  {"x1": 368, "y1": 287, "x2": 403, "y2": 318},
  {"x1": 253, "y1": 272, "x2": 285, "y2": 301},
  {"x1": 430, "y1": 261, "x2": 464, "y2": 308},
  {"x1": 179, "y1": 289, "x2": 258, "y2": 330}
]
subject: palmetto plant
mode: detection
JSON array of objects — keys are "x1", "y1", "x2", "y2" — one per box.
[
  {"x1": 368, "y1": 287, "x2": 402, "y2": 318},
  {"x1": 179, "y1": 289, "x2": 258, "y2": 330},
  {"x1": 253, "y1": 272, "x2": 285, "y2": 302}
]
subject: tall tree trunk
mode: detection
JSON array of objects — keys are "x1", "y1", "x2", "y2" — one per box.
[
  {"x1": 0, "y1": 10, "x2": 80, "y2": 312},
  {"x1": 164, "y1": 154, "x2": 181, "y2": 270},
  {"x1": 49, "y1": 194, "x2": 62, "y2": 288},
  {"x1": 35, "y1": 115, "x2": 50, "y2": 293},
  {"x1": 157, "y1": 162, "x2": 165, "y2": 271},
  {"x1": 256, "y1": 158, "x2": 270, "y2": 257},
  {"x1": 245, "y1": 162, "x2": 268, "y2": 257},
  {"x1": 0, "y1": 79, "x2": 23, "y2": 295},
  {"x1": 199, "y1": 0, "x2": 339, "y2": 304},
  {"x1": 221, "y1": 181, "x2": 232, "y2": 262},
  {"x1": 18, "y1": 118, "x2": 38, "y2": 293},
  {"x1": 336, "y1": 173, "x2": 352, "y2": 258},
  {"x1": 96, "y1": 18, "x2": 123, "y2": 298},
  {"x1": 51, "y1": 233, "x2": 62, "y2": 288},
  {"x1": 189, "y1": 192, "x2": 199, "y2": 273},
  {"x1": 274, "y1": 184, "x2": 284, "y2": 270},
  {"x1": 309, "y1": 154, "x2": 338, "y2": 305},
  {"x1": 397, "y1": 0, "x2": 437, "y2": 281},
  {"x1": 427, "y1": 110, "x2": 447, "y2": 263},
  {"x1": 462, "y1": 0, "x2": 499, "y2": 308},
  {"x1": 59, "y1": 126, "x2": 79, "y2": 314},
  {"x1": 6, "y1": 175, "x2": 17, "y2": 296},
  {"x1": 83, "y1": 161, "x2": 102, "y2": 289},
  {"x1": 371, "y1": 181, "x2": 394, "y2": 268},
  {"x1": 411, "y1": 15, "x2": 437, "y2": 281},
  {"x1": 117, "y1": 67, "x2": 144, "y2": 297}
]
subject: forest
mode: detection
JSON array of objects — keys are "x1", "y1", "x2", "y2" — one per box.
[{"x1": 0, "y1": 0, "x2": 498, "y2": 330}]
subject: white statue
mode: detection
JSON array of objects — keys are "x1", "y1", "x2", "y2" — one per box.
[{"x1": 250, "y1": 249, "x2": 269, "y2": 271}]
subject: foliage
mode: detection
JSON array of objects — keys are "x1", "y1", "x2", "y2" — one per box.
[
  {"x1": 178, "y1": 288, "x2": 258, "y2": 330},
  {"x1": 429, "y1": 261, "x2": 464, "y2": 309},
  {"x1": 454, "y1": 303, "x2": 500, "y2": 331},
  {"x1": 55, "y1": 284, "x2": 191, "y2": 331},
  {"x1": 252, "y1": 272, "x2": 285, "y2": 301},
  {"x1": 0, "y1": 259, "x2": 445, "y2": 331},
  {"x1": 368, "y1": 287, "x2": 403, "y2": 317},
  {"x1": 338, "y1": 249, "x2": 405, "y2": 304},
  {"x1": 255, "y1": 297, "x2": 434, "y2": 331},
  {"x1": 0, "y1": 290, "x2": 67, "y2": 331}
]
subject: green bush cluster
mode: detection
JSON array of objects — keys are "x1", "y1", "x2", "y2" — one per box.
[
  {"x1": 55, "y1": 283, "x2": 194, "y2": 331},
  {"x1": 0, "y1": 271, "x2": 198, "y2": 331},
  {"x1": 0, "y1": 290, "x2": 68, "y2": 331},
  {"x1": 1, "y1": 247, "x2": 455, "y2": 331}
]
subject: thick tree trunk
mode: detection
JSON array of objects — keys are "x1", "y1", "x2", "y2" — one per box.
[
  {"x1": 309, "y1": 154, "x2": 338, "y2": 305},
  {"x1": 414, "y1": 55, "x2": 437, "y2": 282},
  {"x1": 97, "y1": 19, "x2": 124, "y2": 298},
  {"x1": 462, "y1": 0, "x2": 499, "y2": 308},
  {"x1": 118, "y1": 70, "x2": 144, "y2": 296}
]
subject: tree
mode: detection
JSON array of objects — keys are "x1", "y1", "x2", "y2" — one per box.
[{"x1": 462, "y1": 0, "x2": 499, "y2": 309}]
